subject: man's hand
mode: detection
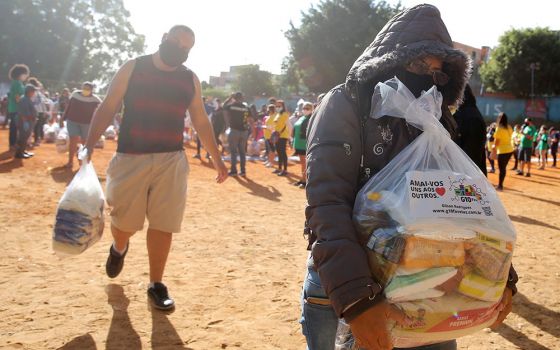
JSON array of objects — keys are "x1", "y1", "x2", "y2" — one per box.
[
  {"x1": 490, "y1": 287, "x2": 513, "y2": 330},
  {"x1": 212, "y1": 157, "x2": 228, "y2": 183},
  {"x1": 349, "y1": 300, "x2": 409, "y2": 350}
]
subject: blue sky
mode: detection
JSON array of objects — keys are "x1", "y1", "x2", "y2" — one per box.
[{"x1": 123, "y1": 0, "x2": 559, "y2": 83}]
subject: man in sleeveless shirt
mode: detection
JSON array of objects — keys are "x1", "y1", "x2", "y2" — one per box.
[{"x1": 83, "y1": 25, "x2": 228, "y2": 310}]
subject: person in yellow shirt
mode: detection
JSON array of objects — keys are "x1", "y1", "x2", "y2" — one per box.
[
  {"x1": 493, "y1": 112, "x2": 514, "y2": 190},
  {"x1": 510, "y1": 124, "x2": 521, "y2": 171},
  {"x1": 263, "y1": 104, "x2": 277, "y2": 168},
  {"x1": 273, "y1": 100, "x2": 290, "y2": 176}
]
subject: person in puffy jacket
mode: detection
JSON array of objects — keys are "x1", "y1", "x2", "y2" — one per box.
[{"x1": 302, "y1": 5, "x2": 517, "y2": 350}]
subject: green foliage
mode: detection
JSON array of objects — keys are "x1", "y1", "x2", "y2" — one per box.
[
  {"x1": 285, "y1": 0, "x2": 401, "y2": 92},
  {"x1": 281, "y1": 55, "x2": 304, "y2": 95},
  {"x1": 480, "y1": 27, "x2": 560, "y2": 97},
  {"x1": 232, "y1": 65, "x2": 275, "y2": 98},
  {"x1": 0, "y1": 0, "x2": 144, "y2": 90}
]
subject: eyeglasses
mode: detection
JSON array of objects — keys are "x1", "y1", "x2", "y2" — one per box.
[{"x1": 432, "y1": 70, "x2": 449, "y2": 86}]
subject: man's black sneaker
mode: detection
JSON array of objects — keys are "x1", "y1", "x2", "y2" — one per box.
[
  {"x1": 228, "y1": 171, "x2": 238, "y2": 177},
  {"x1": 525, "y1": 173, "x2": 531, "y2": 177},
  {"x1": 193, "y1": 154, "x2": 201, "y2": 159},
  {"x1": 105, "y1": 243, "x2": 128, "y2": 278},
  {"x1": 239, "y1": 172, "x2": 246, "y2": 177},
  {"x1": 24, "y1": 151, "x2": 34, "y2": 157},
  {"x1": 148, "y1": 282, "x2": 175, "y2": 310}
]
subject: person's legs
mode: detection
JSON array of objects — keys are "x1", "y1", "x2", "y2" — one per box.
[
  {"x1": 497, "y1": 153, "x2": 511, "y2": 188},
  {"x1": 239, "y1": 131, "x2": 247, "y2": 174},
  {"x1": 111, "y1": 224, "x2": 134, "y2": 253},
  {"x1": 526, "y1": 148, "x2": 532, "y2": 175},
  {"x1": 512, "y1": 147, "x2": 518, "y2": 170},
  {"x1": 67, "y1": 136, "x2": 80, "y2": 166},
  {"x1": 15, "y1": 117, "x2": 33, "y2": 157},
  {"x1": 147, "y1": 228, "x2": 172, "y2": 283},
  {"x1": 228, "y1": 130, "x2": 239, "y2": 174},
  {"x1": 8, "y1": 112, "x2": 18, "y2": 148},
  {"x1": 552, "y1": 147, "x2": 558, "y2": 167},
  {"x1": 300, "y1": 256, "x2": 339, "y2": 350},
  {"x1": 277, "y1": 138, "x2": 288, "y2": 172}
]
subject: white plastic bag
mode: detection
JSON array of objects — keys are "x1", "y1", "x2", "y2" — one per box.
[
  {"x1": 56, "y1": 127, "x2": 69, "y2": 153},
  {"x1": 346, "y1": 78, "x2": 516, "y2": 347},
  {"x1": 52, "y1": 148, "x2": 105, "y2": 256}
]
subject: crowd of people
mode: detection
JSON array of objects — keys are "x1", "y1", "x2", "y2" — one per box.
[
  {"x1": 185, "y1": 93, "x2": 317, "y2": 187},
  {"x1": 1, "y1": 61, "x2": 318, "y2": 188},
  {"x1": 484, "y1": 115, "x2": 559, "y2": 189},
  {"x1": 1, "y1": 63, "x2": 105, "y2": 165}
]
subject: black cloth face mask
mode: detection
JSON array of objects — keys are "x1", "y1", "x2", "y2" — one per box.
[{"x1": 159, "y1": 40, "x2": 189, "y2": 67}]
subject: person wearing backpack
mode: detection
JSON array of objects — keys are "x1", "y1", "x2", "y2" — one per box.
[{"x1": 302, "y1": 5, "x2": 517, "y2": 350}]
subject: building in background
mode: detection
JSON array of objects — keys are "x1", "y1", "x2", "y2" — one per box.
[{"x1": 453, "y1": 41, "x2": 490, "y2": 96}]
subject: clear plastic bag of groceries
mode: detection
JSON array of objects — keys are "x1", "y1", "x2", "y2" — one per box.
[
  {"x1": 346, "y1": 78, "x2": 516, "y2": 348},
  {"x1": 53, "y1": 148, "x2": 105, "y2": 256}
]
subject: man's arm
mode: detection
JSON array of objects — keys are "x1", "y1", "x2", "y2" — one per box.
[
  {"x1": 188, "y1": 73, "x2": 228, "y2": 183},
  {"x1": 84, "y1": 60, "x2": 135, "y2": 155}
]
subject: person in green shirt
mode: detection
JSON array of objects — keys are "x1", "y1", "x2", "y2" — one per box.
[
  {"x1": 516, "y1": 117, "x2": 536, "y2": 177},
  {"x1": 536, "y1": 125, "x2": 549, "y2": 169},
  {"x1": 7, "y1": 64, "x2": 29, "y2": 150},
  {"x1": 292, "y1": 101, "x2": 313, "y2": 188}
]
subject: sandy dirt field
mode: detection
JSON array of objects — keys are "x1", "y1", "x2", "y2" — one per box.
[{"x1": 0, "y1": 129, "x2": 558, "y2": 350}]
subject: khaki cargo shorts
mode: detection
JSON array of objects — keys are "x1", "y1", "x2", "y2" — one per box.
[{"x1": 106, "y1": 151, "x2": 189, "y2": 233}]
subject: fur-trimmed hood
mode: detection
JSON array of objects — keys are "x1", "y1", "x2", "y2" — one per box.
[{"x1": 345, "y1": 4, "x2": 471, "y2": 106}]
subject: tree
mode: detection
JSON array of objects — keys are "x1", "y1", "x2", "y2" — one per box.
[
  {"x1": 285, "y1": 0, "x2": 401, "y2": 93},
  {"x1": 480, "y1": 28, "x2": 560, "y2": 97},
  {"x1": 0, "y1": 0, "x2": 144, "y2": 90},
  {"x1": 232, "y1": 65, "x2": 275, "y2": 98},
  {"x1": 281, "y1": 55, "x2": 303, "y2": 95}
]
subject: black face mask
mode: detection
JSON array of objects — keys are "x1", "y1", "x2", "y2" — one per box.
[
  {"x1": 398, "y1": 69, "x2": 437, "y2": 97},
  {"x1": 159, "y1": 40, "x2": 189, "y2": 67}
]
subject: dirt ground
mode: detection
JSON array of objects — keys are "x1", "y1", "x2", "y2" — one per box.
[{"x1": 0, "y1": 129, "x2": 558, "y2": 350}]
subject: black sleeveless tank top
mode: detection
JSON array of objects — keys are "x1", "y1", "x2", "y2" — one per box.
[{"x1": 117, "y1": 55, "x2": 195, "y2": 153}]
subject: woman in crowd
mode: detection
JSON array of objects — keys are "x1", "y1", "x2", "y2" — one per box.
[
  {"x1": 510, "y1": 124, "x2": 521, "y2": 171},
  {"x1": 492, "y1": 112, "x2": 514, "y2": 190},
  {"x1": 273, "y1": 100, "x2": 290, "y2": 176},
  {"x1": 292, "y1": 101, "x2": 313, "y2": 188},
  {"x1": 263, "y1": 104, "x2": 276, "y2": 168},
  {"x1": 536, "y1": 125, "x2": 549, "y2": 169},
  {"x1": 7, "y1": 64, "x2": 30, "y2": 150},
  {"x1": 486, "y1": 123, "x2": 497, "y2": 173}
]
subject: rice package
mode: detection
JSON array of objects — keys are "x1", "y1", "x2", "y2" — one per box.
[
  {"x1": 53, "y1": 148, "x2": 105, "y2": 255},
  {"x1": 342, "y1": 78, "x2": 516, "y2": 348}
]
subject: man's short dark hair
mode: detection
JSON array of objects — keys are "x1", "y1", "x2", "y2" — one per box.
[
  {"x1": 169, "y1": 25, "x2": 195, "y2": 37},
  {"x1": 25, "y1": 84, "x2": 36, "y2": 95},
  {"x1": 82, "y1": 82, "x2": 94, "y2": 89},
  {"x1": 8, "y1": 64, "x2": 30, "y2": 80}
]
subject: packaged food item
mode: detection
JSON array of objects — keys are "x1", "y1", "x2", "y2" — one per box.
[
  {"x1": 385, "y1": 267, "x2": 456, "y2": 302},
  {"x1": 53, "y1": 148, "x2": 105, "y2": 256},
  {"x1": 458, "y1": 272, "x2": 506, "y2": 302},
  {"x1": 390, "y1": 294, "x2": 499, "y2": 347},
  {"x1": 401, "y1": 236, "x2": 465, "y2": 269},
  {"x1": 346, "y1": 77, "x2": 516, "y2": 347}
]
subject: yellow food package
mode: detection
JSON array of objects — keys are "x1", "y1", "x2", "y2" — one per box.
[{"x1": 401, "y1": 236, "x2": 465, "y2": 268}]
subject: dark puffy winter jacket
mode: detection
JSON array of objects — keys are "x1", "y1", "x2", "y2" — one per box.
[{"x1": 305, "y1": 4, "x2": 517, "y2": 319}]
